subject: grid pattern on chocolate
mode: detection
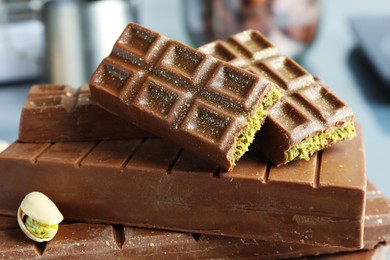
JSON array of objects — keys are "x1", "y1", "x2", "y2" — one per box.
[
  {"x1": 0, "y1": 127, "x2": 365, "y2": 245},
  {"x1": 23, "y1": 85, "x2": 85, "y2": 115},
  {"x1": 0, "y1": 181, "x2": 386, "y2": 259},
  {"x1": 199, "y1": 30, "x2": 314, "y2": 91},
  {"x1": 2, "y1": 126, "x2": 365, "y2": 218},
  {"x1": 27, "y1": 84, "x2": 76, "y2": 97},
  {"x1": 25, "y1": 84, "x2": 108, "y2": 113},
  {"x1": 200, "y1": 30, "x2": 351, "y2": 115},
  {"x1": 0, "y1": 142, "x2": 52, "y2": 162},
  {"x1": 90, "y1": 23, "x2": 273, "y2": 151},
  {"x1": 199, "y1": 30, "x2": 355, "y2": 165},
  {"x1": 4, "y1": 136, "x2": 359, "y2": 189},
  {"x1": 18, "y1": 84, "x2": 155, "y2": 142},
  {"x1": 266, "y1": 84, "x2": 354, "y2": 144}
]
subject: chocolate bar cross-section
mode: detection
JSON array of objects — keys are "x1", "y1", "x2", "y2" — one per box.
[
  {"x1": 90, "y1": 23, "x2": 280, "y2": 171},
  {"x1": 199, "y1": 30, "x2": 355, "y2": 166}
]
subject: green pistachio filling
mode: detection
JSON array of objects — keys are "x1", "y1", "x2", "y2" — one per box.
[
  {"x1": 25, "y1": 216, "x2": 58, "y2": 239},
  {"x1": 232, "y1": 87, "x2": 282, "y2": 164},
  {"x1": 287, "y1": 120, "x2": 356, "y2": 162}
]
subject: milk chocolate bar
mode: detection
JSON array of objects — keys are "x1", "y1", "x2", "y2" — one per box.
[
  {"x1": 90, "y1": 23, "x2": 281, "y2": 171},
  {"x1": 18, "y1": 84, "x2": 153, "y2": 142},
  {"x1": 23, "y1": 28, "x2": 354, "y2": 168},
  {"x1": 0, "y1": 181, "x2": 387, "y2": 259},
  {"x1": 0, "y1": 125, "x2": 366, "y2": 247},
  {"x1": 1, "y1": 223, "x2": 385, "y2": 260},
  {"x1": 199, "y1": 30, "x2": 356, "y2": 166}
]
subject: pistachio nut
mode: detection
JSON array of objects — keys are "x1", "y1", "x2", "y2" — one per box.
[{"x1": 17, "y1": 192, "x2": 64, "y2": 242}]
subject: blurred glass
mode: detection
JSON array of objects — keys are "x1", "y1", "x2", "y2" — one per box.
[
  {"x1": 184, "y1": 0, "x2": 320, "y2": 59},
  {"x1": 0, "y1": 0, "x2": 139, "y2": 86}
]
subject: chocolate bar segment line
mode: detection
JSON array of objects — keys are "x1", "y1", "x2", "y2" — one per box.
[
  {"x1": 0, "y1": 181, "x2": 386, "y2": 259},
  {"x1": 0, "y1": 126, "x2": 366, "y2": 247},
  {"x1": 199, "y1": 31, "x2": 314, "y2": 91},
  {"x1": 18, "y1": 84, "x2": 154, "y2": 142},
  {"x1": 199, "y1": 29, "x2": 355, "y2": 166},
  {"x1": 90, "y1": 23, "x2": 280, "y2": 170}
]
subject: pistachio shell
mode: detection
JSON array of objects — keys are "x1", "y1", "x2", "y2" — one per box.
[{"x1": 20, "y1": 192, "x2": 63, "y2": 225}]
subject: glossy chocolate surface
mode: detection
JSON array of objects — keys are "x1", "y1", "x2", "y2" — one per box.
[
  {"x1": 0, "y1": 126, "x2": 366, "y2": 247},
  {"x1": 199, "y1": 30, "x2": 355, "y2": 166},
  {"x1": 18, "y1": 84, "x2": 153, "y2": 142},
  {"x1": 0, "y1": 181, "x2": 386, "y2": 259},
  {"x1": 90, "y1": 23, "x2": 278, "y2": 171},
  {"x1": 20, "y1": 28, "x2": 354, "y2": 168}
]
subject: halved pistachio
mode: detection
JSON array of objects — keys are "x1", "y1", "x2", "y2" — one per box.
[{"x1": 17, "y1": 192, "x2": 64, "y2": 242}]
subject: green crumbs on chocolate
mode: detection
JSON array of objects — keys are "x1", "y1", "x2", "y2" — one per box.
[
  {"x1": 287, "y1": 120, "x2": 356, "y2": 162},
  {"x1": 231, "y1": 87, "x2": 282, "y2": 164}
]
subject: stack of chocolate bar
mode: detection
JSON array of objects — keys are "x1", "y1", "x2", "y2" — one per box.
[{"x1": 0, "y1": 23, "x2": 389, "y2": 259}]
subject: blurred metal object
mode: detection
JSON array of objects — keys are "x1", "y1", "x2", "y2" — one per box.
[
  {"x1": 0, "y1": 0, "x2": 139, "y2": 86},
  {"x1": 43, "y1": 0, "x2": 86, "y2": 87},
  {"x1": 84, "y1": 0, "x2": 139, "y2": 78},
  {"x1": 0, "y1": 0, "x2": 43, "y2": 84},
  {"x1": 0, "y1": 0, "x2": 42, "y2": 22},
  {"x1": 183, "y1": 0, "x2": 320, "y2": 59},
  {"x1": 43, "y1": 0, "x2": 139, "y2": 86}
]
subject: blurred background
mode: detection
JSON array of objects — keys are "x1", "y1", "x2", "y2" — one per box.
[{"x1": 0, "y1": 0, "x2": 389, "y2": 195}]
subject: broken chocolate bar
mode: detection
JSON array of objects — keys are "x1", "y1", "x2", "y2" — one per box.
[
  {"x1": 18, "y1": 84, "x2": 153, "y2": 142},
  {"x1": 0, "y1": 125, "x2": 366, "y2": 247},
  {"x1": 0, "y1": 181, "x2": 387, "y2": 259},
  {"x1": 90, "y1": 23, "x2": 281, "y2": 171},
  {"x1": 199, "y1": 29, "x2": 355, "y2": 166},
  {"x1": 21, "y1": 28, "x2": 355, "y2": 168}
]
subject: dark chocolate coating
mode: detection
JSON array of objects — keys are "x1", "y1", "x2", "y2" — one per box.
[
  {"x1": 18, "y1": 84, "x2": 154, "y2": 142},
  {"x1": 199, "y1": 30, "x2": 355, "y2": 166},
  {"x1": 90, "y1": 23, "x2": 277, "y2": 171},
  {"x1": 0, "y1": 181, "x2": 386, "y2": 259},
  {"x1": 0, "y1": 125, "x2": 366, "y2": 247}
]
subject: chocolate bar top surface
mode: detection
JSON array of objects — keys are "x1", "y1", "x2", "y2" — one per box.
[
  {"x1": 0, "y1": 181, "x2": 386, "y2": 259},
  {"x1": 199, "y1": 30, "x2": 355, "y2": 166},
  {"x1": 18, "y1": 84, "x2": 154, "y2": 142},
  {"x1": 0, "y1": 125, "x2": 366, "y2": 247},
  {"x1": 90, "y1": 23, "x2": 278, "y2": 170}
]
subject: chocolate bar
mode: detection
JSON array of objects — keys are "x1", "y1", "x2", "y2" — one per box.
[
  {"x1": 199, "y1": 30, "x2": 356, "y2": 166},
  {"x1": 0, "y1": 181, "x2": 387, "y2": 259},
  {"x1": 24, "y1": 28, "x2": 355, "y2": 168},
  {"x1": 90, "y1": 23, "x2": 281, "y2": 171},
  {"x1": 18, "y1": 84, "x2": 153, "y2": 142},
  {"x1": 0, "y1": 125, "x2": 366, "y2": 247}
]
